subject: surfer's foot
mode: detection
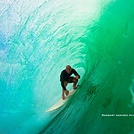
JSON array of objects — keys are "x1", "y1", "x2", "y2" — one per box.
[
  {"x1": 62, "y1": 95, "x2": 66, "y2": 100},
  {"x1": 73, "y1": 84, "x2": 80, "y2": 90},
  {"x1": 73, "y1": 86, "x2": 78, "y2": 90}
]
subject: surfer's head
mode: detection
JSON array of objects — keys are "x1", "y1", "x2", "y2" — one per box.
[{"x1": 66, "y1": 65, "x2": 72, "y2": 74}]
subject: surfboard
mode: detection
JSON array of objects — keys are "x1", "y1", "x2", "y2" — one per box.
[{"x1": 46, "y1": 89, "x2": 76, "y2": 112}]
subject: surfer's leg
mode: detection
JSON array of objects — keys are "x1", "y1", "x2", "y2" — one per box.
[
  {"x1": 62, "y1": 89, "x2": 66, "y2": 100},
  {"x1": 62, "y1": 81, "x2": 69, "y2": 99},
  {"x1": 68, "y1": 77, "x2": 78, "y2": 89},
  {"x1": 72, "y1": 77, "x2": 78, "y2": 89},
  {"x1": 64, "y1": 81, "x2": 69, "y2": 96}
]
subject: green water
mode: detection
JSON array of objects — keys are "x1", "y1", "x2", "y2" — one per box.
[{"x1": 0, "y1": 0, "x2": 134, "y2": 134}]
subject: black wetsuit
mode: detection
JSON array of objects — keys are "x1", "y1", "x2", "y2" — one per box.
[{"x1": 60, "y1": 68, "x2": 80, "y2": 90}]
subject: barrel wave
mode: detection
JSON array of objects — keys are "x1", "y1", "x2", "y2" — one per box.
[{"x1": 0, "y1": 0, "x2": 134, "y2": 134}]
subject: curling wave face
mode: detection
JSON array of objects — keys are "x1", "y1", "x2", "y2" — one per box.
[{"x1": 0, "y1": 0, "x2": 134, "y2": 134}]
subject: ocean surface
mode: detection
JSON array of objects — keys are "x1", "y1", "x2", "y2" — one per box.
[{"x1": 0, "y1": 0, "x2": 134, "y2": 134}]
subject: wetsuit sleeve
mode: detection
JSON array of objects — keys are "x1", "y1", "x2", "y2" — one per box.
[{"x1": 73, "y1": 69, "x2": 80, "y2": 78}]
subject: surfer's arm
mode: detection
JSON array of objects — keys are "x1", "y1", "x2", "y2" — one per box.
[{"x1": 73, "y1": 69, "x2": 80, "y2": 79}]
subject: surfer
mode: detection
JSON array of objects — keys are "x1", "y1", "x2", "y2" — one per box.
[{"x1": 60, "y1": 65, "x2": 80, "y2": 100}]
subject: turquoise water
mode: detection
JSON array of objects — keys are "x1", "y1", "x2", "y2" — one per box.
[{"x1": 0, "y1": 0, "x2": 134, "y2": 134}]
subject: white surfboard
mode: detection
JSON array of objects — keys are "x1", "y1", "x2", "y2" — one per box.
[{"x1": 46, "y1": 89, "x2": 76, "y2": 112}]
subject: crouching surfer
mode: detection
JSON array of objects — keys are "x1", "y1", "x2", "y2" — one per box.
[{"x1": 60, "y1": 65, "x2": 80, "y2": 100}]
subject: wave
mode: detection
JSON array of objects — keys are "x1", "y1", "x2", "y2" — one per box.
[{"x1": 0, "y1": 0, "x2": 134, "y2": 134}]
